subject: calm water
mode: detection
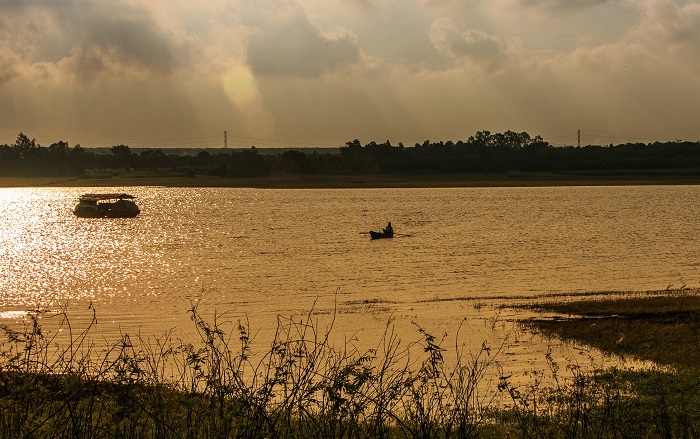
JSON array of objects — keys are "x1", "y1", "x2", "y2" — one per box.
[{"x1": 1, "y1": 185, "x2": 698, "y2": 374}]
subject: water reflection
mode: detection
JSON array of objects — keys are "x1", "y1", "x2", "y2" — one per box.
[{"x1": 0, "y1": 185, "x2": 698, "y2": 377}]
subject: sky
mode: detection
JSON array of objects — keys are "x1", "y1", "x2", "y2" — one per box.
[{"x1": 1, "y1": 0, "x2": 699, "y2": 149}]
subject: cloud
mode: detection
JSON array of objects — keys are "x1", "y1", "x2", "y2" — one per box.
[
  {"x1": 568, "y1": 42, "x2": 653, "y2": 74},
  {"x1": 0, "y1": 0, "x2": 699, "y2": 146},
  {"x1": 243, "y1": 1, "x2": 361, "y2": 77},
  {"x1": 518, "y1": 0, "x2": 609, "y2": 10},
  {"x1": 0, "y1": 46, "x2": 20, "y2": 84},
  {"x1": 429, "y1": 18, "x2": 509, "y2": 71},
  {"x1": 247, "y1": 23, "x2": 360, "y2": 77},
  {"x1": 637, "y1": 0, "x2": 700, "y2": 57},
  {"x1": 0, "y1": 0, "x2": 187, "y2": 82}
]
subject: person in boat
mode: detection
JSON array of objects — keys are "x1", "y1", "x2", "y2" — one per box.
[{"x1": 382, "y1": 222, "x2": 394, "y2": 237}]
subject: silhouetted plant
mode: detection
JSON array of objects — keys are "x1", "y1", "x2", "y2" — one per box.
[{"x1": 2, "y1": 298, "x2": 700, "y2": 438}]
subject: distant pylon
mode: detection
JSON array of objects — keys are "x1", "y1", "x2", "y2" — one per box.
[{"x1": 224, "y1": 130, "x2": 228, "y2": 148}]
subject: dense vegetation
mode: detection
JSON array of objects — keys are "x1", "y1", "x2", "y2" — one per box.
[
  {"x1": 3, "y1": 291, "x2": 700, "y2": 438},
  {"x1": 2, "y1": 131, "x2": 700, "y2": 178}
]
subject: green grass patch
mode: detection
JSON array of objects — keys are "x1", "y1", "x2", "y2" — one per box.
[
  {"x1": 509, "y1": 290, "x2": 700, "y2": 438},
  {"x1": 521, "y1": 291, "x2": 700, "y2": 370}
]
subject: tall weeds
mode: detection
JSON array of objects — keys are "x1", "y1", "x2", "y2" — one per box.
[
  {"x1": 0, "y1": 303, "x2": 503, "y2": 438},
  {"x1": 1, "y1": 301, "x2": 699, "y2": 438}
]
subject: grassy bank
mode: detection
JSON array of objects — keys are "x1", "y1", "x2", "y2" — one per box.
[
  {"x1": 3, "y1": 292, "x2": 700, "y2": 437},
  {"x1": 513, "y1": 290, "x2": 700, "y2": 438},
  {"x1": 2, "y1": 168, "x2": 700, "y2": 188},
  {"x1": 519, "y1": 290, "x2": 700, "y2": 370}
]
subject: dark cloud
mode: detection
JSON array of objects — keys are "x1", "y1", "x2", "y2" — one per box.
[
  {"x1": 0, "y1": 0, "x2": 185, "y2": 80},
  {"x1": 68, "y1": 8, "x2": 179, "y2": 74},
  {"x1": 246, "y1": 12, "x2": 360, "y2": 77}
]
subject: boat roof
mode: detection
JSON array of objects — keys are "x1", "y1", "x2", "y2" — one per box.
[{"x1": 78, "y1": 193, "x2": 136, "y2": 201}]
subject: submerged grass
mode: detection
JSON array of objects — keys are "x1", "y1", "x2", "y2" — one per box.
[{"x1": 2, "y1": 291, "x2": 700, "y2": 438}]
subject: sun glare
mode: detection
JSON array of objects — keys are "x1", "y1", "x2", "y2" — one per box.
[
  {"x1": 222, "y1": 66, "x2": 276, "y2": 138},
  {"x1": 222, "y1": 66, "x2": 262, "y2": 113}
]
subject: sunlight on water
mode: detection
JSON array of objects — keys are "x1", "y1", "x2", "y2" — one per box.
[
  {"x1": 0, "y1": 310, "x2": 30, "y2": 320},
  {"x1": 1, "y1": 185, "x2": 699, "y2": 378}
]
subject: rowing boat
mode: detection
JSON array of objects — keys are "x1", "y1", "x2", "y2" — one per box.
[{"x1": 369, "y1": 231, "x2": 393, "y2": 240}]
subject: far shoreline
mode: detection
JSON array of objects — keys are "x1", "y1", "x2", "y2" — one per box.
[{"x1": 1, "y1": 170, "x2": 700, "y2": 189}]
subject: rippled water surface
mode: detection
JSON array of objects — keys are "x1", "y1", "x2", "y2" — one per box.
[{"x1": 1, "y1": 186, "x2": 699, "y2": 374}]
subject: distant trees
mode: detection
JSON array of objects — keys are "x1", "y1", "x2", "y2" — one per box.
[
  {"x1": 0, "y1": 133, "x2": 86, "y2": 176},
  {"x1": 1, "y1": 130, "x2": 700, "y2": 178},
  {"x1": 339, "y1": 131, "x2": 551, "y2": 173},
  {"x1": 110, "y1": 144, "x2": 134, "y2": 169}
]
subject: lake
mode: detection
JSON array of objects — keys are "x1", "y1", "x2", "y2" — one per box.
[{"x1": 1, "y1": 185, "x2": 698, "y2": 376}]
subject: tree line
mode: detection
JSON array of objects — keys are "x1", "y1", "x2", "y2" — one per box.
[{"x1": 2, "y1": 131, "x2": 700, "y2": 178}]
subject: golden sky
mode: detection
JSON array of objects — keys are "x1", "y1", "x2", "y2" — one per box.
[{"x1": 1, "y1": 0, "x2": 699, "y2": 148}]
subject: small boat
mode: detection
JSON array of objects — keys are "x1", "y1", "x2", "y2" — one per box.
[
  {"x1": 369, "y1": 230, "x2": 393, "y2": 240},
  {"x1": 73, "y1": 193, "x2": 141, "y2": 218}
]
